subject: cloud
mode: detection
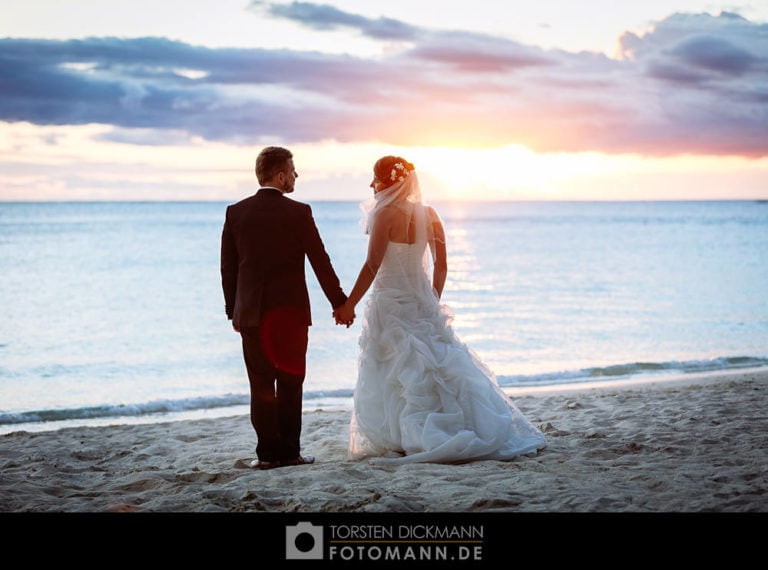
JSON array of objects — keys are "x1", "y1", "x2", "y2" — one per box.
[
  {"x1": 1, "y1": 6, "x2": 766, "y2": 156},
  {"x1": 260, "y1": 0, "x2": 420, "y2": 40}
]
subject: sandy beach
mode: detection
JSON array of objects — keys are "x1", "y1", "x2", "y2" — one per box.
[{"x1": 1, "y1": 369, "x2": 766, "y2": 514}]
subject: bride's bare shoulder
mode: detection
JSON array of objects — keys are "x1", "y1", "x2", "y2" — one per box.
[{"x1": 425, "y1": 205, "x2": 443, "y2": 223}]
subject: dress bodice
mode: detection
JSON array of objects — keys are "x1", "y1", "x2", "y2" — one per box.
[{"x1": 374, "y1": 241, "x2": 429, "y2": 292}]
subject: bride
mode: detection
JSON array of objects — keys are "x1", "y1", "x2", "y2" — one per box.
[{"x1": 334, "y1": 156, "x2": 546, "y2": 464}]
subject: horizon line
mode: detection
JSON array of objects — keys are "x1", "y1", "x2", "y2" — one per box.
[{"x1": 2, "y1": 198, "x2": 767, "y2": 204}]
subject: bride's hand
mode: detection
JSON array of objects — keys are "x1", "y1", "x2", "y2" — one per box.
[{"x1": 334, "y1": 303, "x2": 356, "y2": 328}]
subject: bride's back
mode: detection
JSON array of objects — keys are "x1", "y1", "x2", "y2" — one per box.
[
  {"x1": 382, "y1": 203, "x2": 438, "y2": 245},
  {"x1": 386, "y1": 207, "x2": 416, "y2": 244}
]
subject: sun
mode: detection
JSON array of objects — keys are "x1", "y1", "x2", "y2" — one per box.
[
  {"x1": 407, "y1": 145, "x2": 651, "y2": 201},
  {"x1": 407, "y1": 145, "x2": 556, "y2": 200}
]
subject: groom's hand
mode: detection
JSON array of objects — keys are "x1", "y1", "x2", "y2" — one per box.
[
  {"x1": 332, "y1": 309, "x2": 347, "y2": 327},
  {"x1": 333, "y1": 306, "x2": 355, "y2": 328}
]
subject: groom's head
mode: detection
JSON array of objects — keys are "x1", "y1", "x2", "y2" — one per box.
[{"x1": 256, "y1": 146, "x2": 297, "y2": 193}]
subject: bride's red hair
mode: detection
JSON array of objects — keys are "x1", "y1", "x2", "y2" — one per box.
[{"x1": 373, "y1": 156, "x2": 415, "y2": 187}]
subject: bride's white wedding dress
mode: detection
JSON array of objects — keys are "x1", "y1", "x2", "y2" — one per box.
[{"x1": 349, "y1": 240, "x2": 546, "y2": 464}]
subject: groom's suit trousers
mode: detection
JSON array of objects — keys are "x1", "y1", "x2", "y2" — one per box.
[{"x1": 240, "y1": 316, "x2": 308, "y2": 463}]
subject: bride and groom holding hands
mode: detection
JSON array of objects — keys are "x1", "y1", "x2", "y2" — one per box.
[{"x1": 220, "y1": 146, "x2": 545, "y2": 471}]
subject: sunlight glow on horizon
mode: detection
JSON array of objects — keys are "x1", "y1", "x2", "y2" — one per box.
[{"x1": 2, "y1": 121, "x2": 767, "y2": 202}]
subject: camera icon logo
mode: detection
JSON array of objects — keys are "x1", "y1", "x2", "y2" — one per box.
[{"x1": 285, "y1": 522, "x2": 324, "y2": 560}]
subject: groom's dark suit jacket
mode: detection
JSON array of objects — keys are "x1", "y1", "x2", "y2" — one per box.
[{"x1": 220, "y1": 187, "x2": 347, "y2": 330}]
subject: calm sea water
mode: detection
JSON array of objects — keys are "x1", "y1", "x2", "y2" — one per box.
[{"x1": 1, "y1": 200, "x2": 767, "y2": 433}]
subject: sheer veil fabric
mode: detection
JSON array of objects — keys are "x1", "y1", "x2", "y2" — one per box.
[{"x1": 349, "y1": 170, "x2": 546, "y2": 465}]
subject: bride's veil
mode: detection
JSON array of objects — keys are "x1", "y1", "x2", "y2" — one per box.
[{"x1": 359, "y1": 163, "x2": 437, "y2": 294}]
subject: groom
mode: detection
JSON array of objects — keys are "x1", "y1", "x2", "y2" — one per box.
[{"x1": 220, "y1": 146, "x2": 351, "y2": 470}]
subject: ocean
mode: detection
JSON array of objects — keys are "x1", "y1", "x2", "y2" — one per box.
[{"x1": 1, "y1": 200, "x2": 766, "y2": 434}]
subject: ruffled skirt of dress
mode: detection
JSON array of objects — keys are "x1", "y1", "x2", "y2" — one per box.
[{"x1": 348, "y1": 283, "x2": 547, "y2": 465}]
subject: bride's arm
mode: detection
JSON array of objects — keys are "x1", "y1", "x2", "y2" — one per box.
[
  {"x1": 338, "y1": 209, "x2": 392, "y2": 319},
  {"x1": 428, "y1": 207, "x2": 447, "y2": 299}
]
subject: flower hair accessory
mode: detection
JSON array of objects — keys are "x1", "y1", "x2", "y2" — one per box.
[{"x1": 390, "y1": 162, "x2": 409, "y2": 182}]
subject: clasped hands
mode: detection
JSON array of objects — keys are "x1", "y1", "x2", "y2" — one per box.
[{"x1": 333, "y1": 302, "x2": 355, "y2": 328}]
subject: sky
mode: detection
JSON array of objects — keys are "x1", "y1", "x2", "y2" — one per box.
[{"x1": 1, "y1": 0, "x2": 767, "y2": 202}]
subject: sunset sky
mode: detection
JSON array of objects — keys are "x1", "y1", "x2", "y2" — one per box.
[{"x1": 1, "y1": 0, "x2": 767, "y2": 202}]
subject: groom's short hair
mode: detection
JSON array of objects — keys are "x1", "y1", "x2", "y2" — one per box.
[{"x1": 256, "y1": 146, "x2": 293, "y2": 185}]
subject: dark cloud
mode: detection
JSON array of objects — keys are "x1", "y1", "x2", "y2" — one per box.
[
  {"x1": 667, "y1": 35, "x2": 758, "y2": 75},
  {"x1": 406, "y1": 33, "x2": 555, "y2": 72},
  {"x1": 262, "y1": 0, "x2": 420, "y2": 40},
  {"x1": 1, "y1": 7, "x2": 766, "y2": 156}
]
